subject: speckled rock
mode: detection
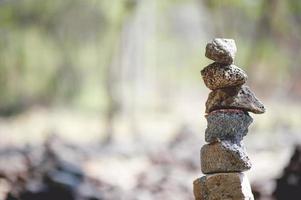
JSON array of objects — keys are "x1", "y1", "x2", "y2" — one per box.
[
  {"x1": 205, "y1": 85, "x2": 265, "y2": 114},
  {"x1": 201, "y1": 141, "x2": 251, "y2": 174},
  {"x1": 201, "y1": 63, "x2": 247, "y2": 90},
  {"x1": 193, "y1": 173, "x2": 254, "y2": 200},
  {"x1": 205, "y1": 38, "x2": 237, "y2": 64},
  {"x1": 193, "y1": 177, "x2": 207, "y2": 200},
  {"x1": 205, "y1": 109, "x2": 253, "y2": 143}
]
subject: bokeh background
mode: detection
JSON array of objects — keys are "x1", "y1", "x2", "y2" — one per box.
[{"x1": 0, "y1": 0, "x2": 300, "y2": 199}]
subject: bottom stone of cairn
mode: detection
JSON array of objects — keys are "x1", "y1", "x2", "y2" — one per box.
[{"x1": 193, "y1": 172, "x2": 254, "y2": 200}]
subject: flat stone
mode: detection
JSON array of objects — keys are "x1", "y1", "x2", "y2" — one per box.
[
  {"x1": 193, "y1": 173, "x2": 254, "y2": 200},
  {"x1": 205, "y1": 85, "x2": 266, "y2": 114},
  {"x1": 201, "y1": 63, "x2": 247, "y2": 90},
  {"x1": 205, "y1": 38, "x2": 237, "y2": 64},
  {"x1": 201, "y1": 141, "x2": 251, "y2": 174},
  {"x1": 205, "y1": 109, "x2": 253, "y2": 143}
]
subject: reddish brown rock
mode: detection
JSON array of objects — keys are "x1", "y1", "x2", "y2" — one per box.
[
  {"x1": 201, "y1": 62, "x2": 247, "y2": 90},
  {"x1": 205, "y1": 85, "x2": 265, "y2": 114},
  {"x1": 205, "y1": 38, "x2": 237, "y2": 64},
  {"x1": 193, "y1": 177, "x2": 207, "y2": 200},
  {"x1": 201, "y1": 141, "x2": 251, "y2": 174}
]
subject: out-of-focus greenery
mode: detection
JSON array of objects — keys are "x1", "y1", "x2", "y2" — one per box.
[
  {"x1": 0, "y1": 0, "x2": 135, "y2": 113},
  {"x1": 0, "y1": 0, "x2": 300, "y2": 116}
]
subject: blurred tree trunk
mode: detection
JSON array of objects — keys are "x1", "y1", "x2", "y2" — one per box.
[
  {"x1": 102, "y1": 1, "x2": 137, "y2": 144},
  {"x1": 245, "y1": 0, "x2": 277, "y2": 79},
  {"x1": 103, "y1": 50, "x2": 120, "y2": 144},
  {"x1": 119, "y1": 0, "x2": 156, "y2": 140}
]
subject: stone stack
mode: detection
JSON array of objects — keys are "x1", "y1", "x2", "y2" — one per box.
[{"x1": 193, "y1": 38, "x2": 265, "y2": 200}]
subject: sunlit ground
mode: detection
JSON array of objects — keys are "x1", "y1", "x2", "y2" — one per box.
[{"x1": 0, "y1": 99, "x2": 300, "y2": 198}]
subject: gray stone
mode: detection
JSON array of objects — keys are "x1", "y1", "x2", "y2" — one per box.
[
  {"x1": 205, "y1": 38, "x2": 237, "y2": 64},
  {"x1": 201, "y1": 63, "x2": 247, "y2": 90},
  {"x1": 205, "y1": 109, "x2": 253, "y2": 143},
  {"x1": 205, "y1": 85, "x2": 266, "y2": 114},
  {"x1": 193, "y1": 173, "x2": 254, "y2": 200},
  {"x1": 201, "y1": 141, "x2": 251, "y2": 174}
]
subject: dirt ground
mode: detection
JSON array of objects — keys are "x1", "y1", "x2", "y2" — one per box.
[{"x1": 0, "y1": 100, "x2": 300, "y2": 199}]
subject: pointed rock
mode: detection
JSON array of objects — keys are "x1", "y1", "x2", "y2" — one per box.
[
  {"x1": 205, "y1": 38, "x2": 237, "y2": 64},
  {"x1": 201, "y1": 141, "x2": 251, "y2": 174},
  {"x1": 206, "y1": 85, "x2": 265, "y2": 114},
  {"x1": 201, "y1": 62, "x2": 247, "y2": 90},
  {"x1": 205, "y1": 109, "x2": 253, "y2": 143},
  {"x1": 193, "y1": 173, "x2": 254, "y2": 200}
]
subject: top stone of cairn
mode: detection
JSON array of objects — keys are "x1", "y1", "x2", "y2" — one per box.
[{"x1": 205, "y1": 38, "x2": 237, "y2": 64}]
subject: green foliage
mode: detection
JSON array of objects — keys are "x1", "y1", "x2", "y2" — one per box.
[{"x1": 0, "y1": 0, "x2": 300, "y2": 115}]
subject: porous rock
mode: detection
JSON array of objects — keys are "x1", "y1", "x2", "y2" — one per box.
[
  {"x1": 201, "y1": 62, "x2": 247, "y2": 90},
  {"x1": 205, "y1": 85, "x2": 265, "y2": 114},
  {"x1": 205, "y1": 109, "x2": 253, "y2": 143},
  {"x1": 193, "y1": 173, "x2": 254, "y2": 200},
  {"x1": 193, "y1": 177, "x2": 207, "y2": 200},
  {"x1": 205, "y1": 38, "x2": 237, "y2": 64},
  {"x1": 201, "y1": 141, "x2": 251, "y2": 174}
]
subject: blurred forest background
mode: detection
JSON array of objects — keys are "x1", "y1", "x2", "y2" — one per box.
[{"x1": 0, "y1": 0, "x2": 300, "y2": 199}]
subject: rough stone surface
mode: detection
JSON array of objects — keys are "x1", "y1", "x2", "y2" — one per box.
[
  {"x1": 201, "y1": 141, "x2": 251, "y2": 174},
  {"x1": 205, "y1": 85, "x2": 266, "y2": 114},
  {"x1": 205, "y1": 38, "x2": 237, "y2": 64},
  {"x1": 205, "y1": 109, "x2": 253, "y2": 143},
  {"x1": 193, "y1": 177, "x2": 207, "y2": 200},
  {"x1": 201, "y1": 63, "x2": 247, "y2": 90},
  {"x1": 193, "y1": 173, "x2": 254, "y2": 200}
]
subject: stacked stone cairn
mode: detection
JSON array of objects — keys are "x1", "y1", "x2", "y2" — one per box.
[{"x1": 193, "y1": 38, "x2": 265, "y2": 200}]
